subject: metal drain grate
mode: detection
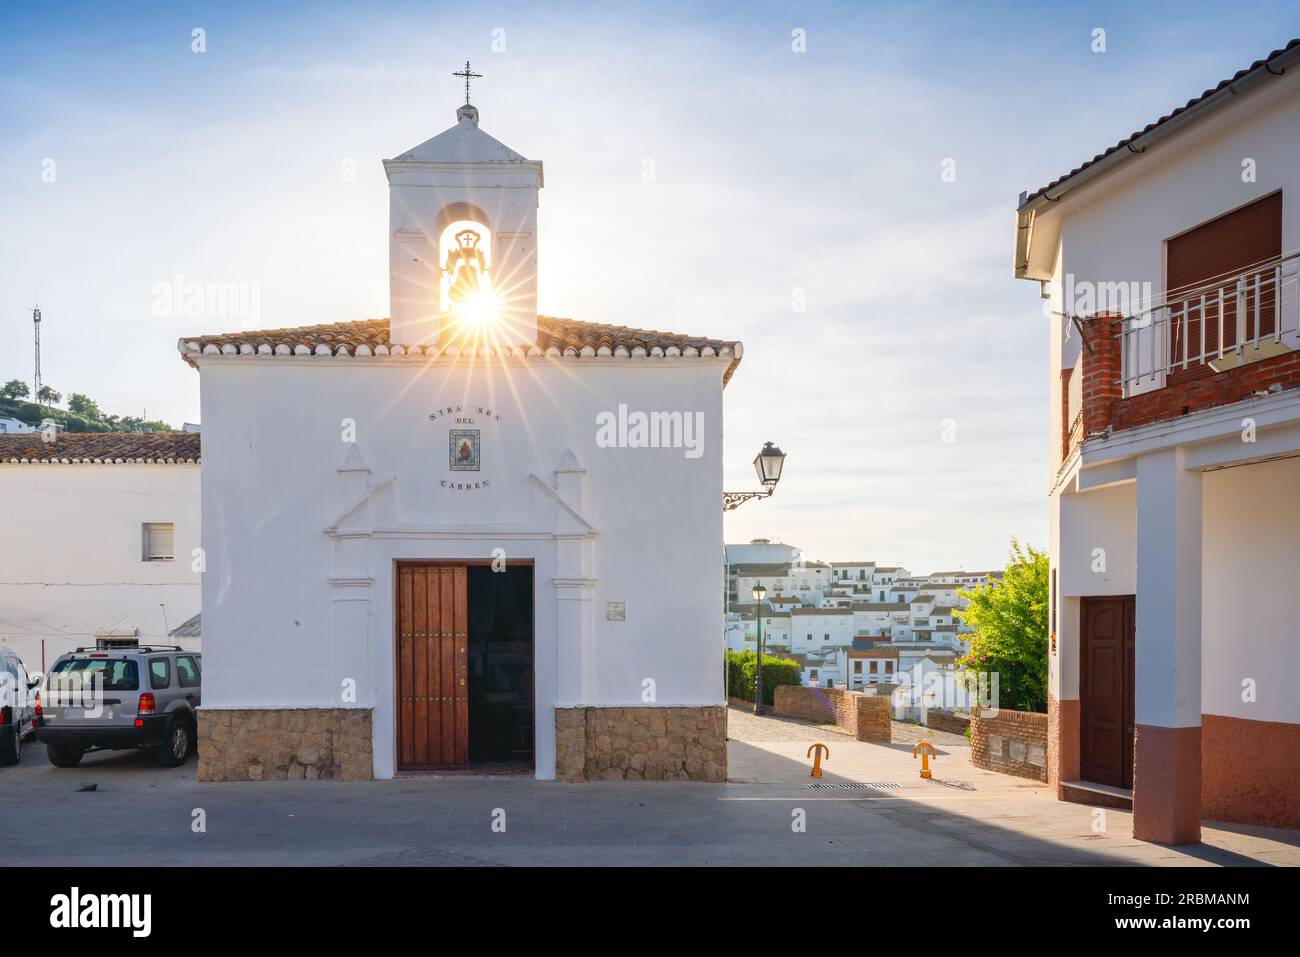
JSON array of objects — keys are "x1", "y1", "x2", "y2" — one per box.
[{"x1": 805, "y1": 782, "x2": 901, "y2": 790}]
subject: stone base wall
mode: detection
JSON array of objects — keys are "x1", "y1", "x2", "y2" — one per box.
[
  {"x1": 198, "y1": 708, "x2": 374, "y2": 782},
  {"x1": 970, "y1": 708, "x2": 1048, "y2": 782},
  {"x1": 773, "y1": 686, "x2": 891, "y2": 743},
  {"x1": 554, "y1": 706, "x2": 726, "y2": 782}
]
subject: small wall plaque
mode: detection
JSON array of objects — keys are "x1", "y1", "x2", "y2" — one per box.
[{"x1": 606, "y1": 601, "x2": 626, "y2": 621}]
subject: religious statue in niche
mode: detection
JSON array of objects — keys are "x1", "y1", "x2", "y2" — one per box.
[{"x1": 444, "y1": 228, "x2": 487, "y2": 305}]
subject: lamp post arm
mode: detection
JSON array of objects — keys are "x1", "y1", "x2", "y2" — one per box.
[{"x1": 723, "y1": 489, "x2": 774, "y2": 511}]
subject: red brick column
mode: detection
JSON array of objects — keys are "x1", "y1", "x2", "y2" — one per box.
[{"x1": 1078, "y1": 313, "x2": 1123, "y2": 436}]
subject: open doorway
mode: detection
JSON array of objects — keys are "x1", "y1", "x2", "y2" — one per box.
[{"x1": 466, "y1": 564, "x2": 534, "y2": 767}]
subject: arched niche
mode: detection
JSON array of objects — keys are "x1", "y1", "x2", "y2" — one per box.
[{"x1": 435, "y1": 202, "x2": 495, "y2": 311}]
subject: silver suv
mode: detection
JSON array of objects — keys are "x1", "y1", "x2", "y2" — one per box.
[{"x1": 34, "y1": 646, "x2": 201, "y2": 768}]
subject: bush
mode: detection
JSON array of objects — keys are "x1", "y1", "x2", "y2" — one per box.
[
  {"x1": 955, "y1": 538, "x2": 1049, "y2": 714},
  {"x1": 725, "y1": 649, "x2": 802, "y2": 706}
]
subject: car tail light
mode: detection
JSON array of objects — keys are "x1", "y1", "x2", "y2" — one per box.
[
  {"x1": 0, "y1": 706, "x2": 9, "y2": 726},
  {"x1": 33, "y1": 692, "x2": 41, "y2": 719},
  {"x1": 137, "y1": 693, "x2": 155, "y2": 716}
]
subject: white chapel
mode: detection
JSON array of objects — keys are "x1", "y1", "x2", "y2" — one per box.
[{"x1": 180, "y1": 82, "x2": 740, "y2": 782}]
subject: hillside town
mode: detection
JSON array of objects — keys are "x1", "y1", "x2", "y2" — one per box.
[{"x1": 724, "y1": 539, "x2": 1001, "y2": 693}]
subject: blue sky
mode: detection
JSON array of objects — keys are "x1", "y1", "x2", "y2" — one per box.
[{"x1": 2, "y1": 1, "x2": 1298, "y2": 571}]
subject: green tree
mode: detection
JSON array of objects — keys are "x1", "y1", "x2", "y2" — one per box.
[
  {"x1": 1, "y1": 379, "x2": 29, "y2": 400},
  {"x1": 67, "y1": 393, "x2": 102, "y2": 420},
  {"x1": 35, "y1": 385, "x2": 61, "y2": 408},
  {"x1": 955, "y1": 539, "x2": 1049, "y2": 713}
]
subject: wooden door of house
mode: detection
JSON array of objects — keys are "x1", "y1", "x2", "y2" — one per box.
[
  {"x1": 1080, "y1": 595, "x2": 1136, "y2": 789},
  {"x1": 397, "y1": 563, "x2": 468, "y2": 768}
]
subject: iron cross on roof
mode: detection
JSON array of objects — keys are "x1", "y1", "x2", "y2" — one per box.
[{"x1": 453, "y1": 60, "x2": 482, "y2": 105}]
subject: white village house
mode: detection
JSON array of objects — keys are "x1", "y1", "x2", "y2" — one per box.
[
  {"x1": 0, "y1": 432, "x2": 202, "y2": 671},
  {"x1": 180, "y1": 96, "x2": 739, "y2": 782},
  {"x1": 1016, "y1": 38, "x2": 1300, "y2": 840}
]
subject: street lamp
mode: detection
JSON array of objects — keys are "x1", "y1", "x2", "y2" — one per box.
[
  {"x1": 724, "y1": 441, "x2": 787, "y2": 510},
  {"x1": 752, "y1": 581, "x2": 767, "y2": 716}
]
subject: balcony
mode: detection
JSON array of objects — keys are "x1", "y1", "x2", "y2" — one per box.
[{"x1": 1073, "y1": 256, "x2": 1300, "y2": 439}]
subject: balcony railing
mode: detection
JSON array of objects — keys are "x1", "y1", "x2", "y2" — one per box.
[{"x1": 1120, "y1": 254, "x2": 1299, "y2": 398}]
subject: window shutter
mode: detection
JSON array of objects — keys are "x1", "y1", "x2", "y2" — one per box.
[
  {"x1": 143, "y1": 523, "x2": 174, "y2": 561},
  {"x1": 1167, "y1": 192, "x2": 1283, "y2": 371}
]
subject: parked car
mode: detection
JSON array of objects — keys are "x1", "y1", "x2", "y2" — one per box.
[
  {"x1": 34, "y1": 646, "x2": 201, "y2": 768},
  {"x1": 0, "y1": 646, "x2": 39, "y2": 766}
]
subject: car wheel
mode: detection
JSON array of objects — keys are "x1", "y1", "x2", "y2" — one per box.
[
  {"x1": 46, "y1": 743, "x2": 84, "y2": 767},
  {"x1": 157, "y1": 718, "x2": 192, "y2": 767}
]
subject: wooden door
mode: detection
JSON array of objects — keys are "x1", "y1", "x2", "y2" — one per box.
[
  {"x1": 397, "y1": 564, "x2": 468, "y2": 768},
  {"x1": 1080, "y1": 596, "x2": 1136, "y2": 788}
]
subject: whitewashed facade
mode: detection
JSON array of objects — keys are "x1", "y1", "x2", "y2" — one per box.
[
  {"x1": 0, "y1": 436, "x2": 202, "y2": 673},
  {"x1": 1014, "y1": 39, "x2": 1300, "y2": 839},
  {"x1": 183, "y1": 100, "x2": 740, "y2": 783}
]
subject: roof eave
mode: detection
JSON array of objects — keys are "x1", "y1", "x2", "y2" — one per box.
[{"x1": 1014, "y1": 41, "x2": 1300, "y2": 280}]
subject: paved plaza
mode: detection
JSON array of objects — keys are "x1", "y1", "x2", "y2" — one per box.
[{"x1": 3, "y1": 707, "x2": 1296, "y2": 866}]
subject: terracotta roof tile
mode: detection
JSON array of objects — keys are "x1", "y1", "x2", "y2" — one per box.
[
  {"x1": 179, "y1": 316, "x2": 743, "y2": 385},
  {"x1": 0, "y1": 431, "x2": 201, "y2": 464}
]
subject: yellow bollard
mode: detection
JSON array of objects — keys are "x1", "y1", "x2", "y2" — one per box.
[
  {"x1": 807, "y1": 743, "x2": 830, "y2": 778},
  {"x1": 913, "y1": 740, "x2": 937, "y2": 779}
]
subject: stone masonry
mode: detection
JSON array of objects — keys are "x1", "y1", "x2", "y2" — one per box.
[
  {"x1": 198, "y1": 708, "x2": 374, "y2": 782},
  {"x1": 554, "y1": 706, "x2": 727, "y2": 782}
]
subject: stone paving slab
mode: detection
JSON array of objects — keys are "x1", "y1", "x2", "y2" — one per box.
[{"x1": 2, "y1": 736, "x2": 1296, "y2": 867}]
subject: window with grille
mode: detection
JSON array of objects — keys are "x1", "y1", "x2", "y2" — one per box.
[{"x1": 142, "y1": 522, "x2": 174, "y2": 561}]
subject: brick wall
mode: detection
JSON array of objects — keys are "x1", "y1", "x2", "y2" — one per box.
[
  {"x1": 773, "y1": 686, "x2": 890, "y2": 743},
  {"x1": 924, "y1": 709, "x2": 971, "y2": 735},
  {"x1": 1059, "y1": 366, "x2": 1074, "y2": 465},
  {"x1": 1079, "y1": 314, "x2": 1123, "y2": 437},
  {"x1": 1080, "y1": 313, "x2": 1300, "y2": 435},
  {"x1": 969, "y1": 708, "x2": 1048, "y2": 782}
]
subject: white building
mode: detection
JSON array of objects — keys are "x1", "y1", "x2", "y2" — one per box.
[
  {"x1": 0, "y1": 432, "x2": 202, "y2": 672},
  {"x1": 182, "y1": 96, "x2": 740, "y2": 783},
  {"x1": 1014, "y1": 38, "x2": 1300, "y2": 840},
  {"x1": 0, "y1": 417, "x2": 33, "y2": 434},
  {"x1": 847, "y1": 647, "x2": 898, "y2": 690},
  {"x1": 789, "y1": 607, "x2": 854, "y2": 652}
]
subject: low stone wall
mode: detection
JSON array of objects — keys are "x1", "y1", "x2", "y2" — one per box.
[
  {"x1": 772, "y1": 686, "x2": 891, "y2": 743},
  {"x1": 970, "y1": 708, "x2": 1048, "y2": 782},
  {"x1": 554, "y1": 706, "x2": 727, "y2": 782},
  {"x1": 924, "y1": 709, "x2": 971, "y2": 735},
  {"x1": 198, "y1": 708, "x2": 374, "y2": 782}
]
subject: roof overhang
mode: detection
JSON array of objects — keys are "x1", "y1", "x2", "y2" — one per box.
[{"x1": 1014, "y1": 40, "x2": 1300, "y2": 280}]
